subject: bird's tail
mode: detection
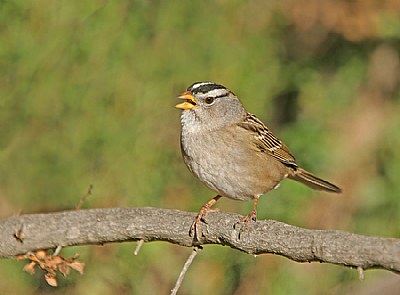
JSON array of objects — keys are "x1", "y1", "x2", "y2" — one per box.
[{"x1": 288, "y1": 167, "x2": 341, "y2": 193}]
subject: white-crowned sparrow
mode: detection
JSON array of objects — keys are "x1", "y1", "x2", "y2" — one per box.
[{"x1": 176, "y1": 82, "x2": 341, "y2": 239}]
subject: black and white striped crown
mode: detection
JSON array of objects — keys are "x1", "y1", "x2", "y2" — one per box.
[{"x1": 187, "y1": 82, "x2": 227, "y2": 94}]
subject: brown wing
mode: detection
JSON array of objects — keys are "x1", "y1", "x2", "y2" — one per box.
[{"x1": 237, "y1": 113, "x2": 298, "y2": 168}]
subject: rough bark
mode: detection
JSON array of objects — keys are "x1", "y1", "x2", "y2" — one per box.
[{"x1": 1, "y1": 207, "x2": 399, "y2": 273}]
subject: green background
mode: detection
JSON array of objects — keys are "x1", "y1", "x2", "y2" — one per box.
[{"x1": 1, "y1": 1, "x2": 400, "y2": 294}]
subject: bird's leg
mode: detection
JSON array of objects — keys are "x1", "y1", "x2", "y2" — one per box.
[
  {"x1": 240, "y1": 196, "x2": 259, "y2": 223},
  {"x1": 190, "y1": 195, "x2": 222, "y2": 241}
]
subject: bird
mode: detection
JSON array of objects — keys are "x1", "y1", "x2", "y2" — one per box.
[{"x1": 175, "y1": 82, "x2": 341, "y2": 240}]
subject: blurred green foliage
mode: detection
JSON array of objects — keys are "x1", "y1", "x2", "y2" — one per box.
[{"x1": 1, "y1": 1, "x2": 400, "y2": 294}]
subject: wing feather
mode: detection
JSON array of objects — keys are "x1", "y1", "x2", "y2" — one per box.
[{"x1": 237, "y1": 113, "x2": 297, "y2": 167}]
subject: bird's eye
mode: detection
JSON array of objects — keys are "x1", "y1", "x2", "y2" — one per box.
[{"x1": 204, "y1": 97, "x2": 215, "y2": 105}]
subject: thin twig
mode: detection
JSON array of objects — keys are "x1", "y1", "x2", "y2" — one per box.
[
  {"x1": 53, "y1": 245, "x2": 62, "y2": 256},
  {"x1": 75, "y1": 184, "x2": 94, "y2": 210},
  {"x1": 170, "y1": 247, "x2": 200, "y2": 295},
  {"x1": 357, "y1": 266, "x2": 365, "y2": 280},
  {"x1": 134, "y1": 239, "x2": 144, "y2": 256}
]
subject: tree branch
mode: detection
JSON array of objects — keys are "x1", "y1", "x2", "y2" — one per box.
[{"x1": 1, "y1": 207, "x2": 399, "y2": 274}]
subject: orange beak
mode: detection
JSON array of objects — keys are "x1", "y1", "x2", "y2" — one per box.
[{"x1": 175, "y1": 91, "x2": 197, "y2": 110}]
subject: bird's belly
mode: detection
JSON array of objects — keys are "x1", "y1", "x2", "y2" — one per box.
[{"x1": 182, "y1": 132, "x2": 286, "y2": 201}]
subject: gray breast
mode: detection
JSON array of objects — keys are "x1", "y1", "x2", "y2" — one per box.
[{"x1": 181, "y1": 125, "x2": 287, "y2": 201}]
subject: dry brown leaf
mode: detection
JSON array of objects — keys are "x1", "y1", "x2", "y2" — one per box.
[
  {"x1": 16, "y1": 254, "x2": 27, "y2": 260},
  {"x1": 67, "y1": 261, "x2": 85, "y2": 274},
  {"x1": 17, "y1": 249, "x2": 85, "y2": 287},
  {"x1": 48, "y1": 256, "x2": 64, "y2": 269},
  {"x1": 45, "y1": 273, "x2": 58, "y2": 287},
  {"x1": 23, "y1": 261, "x2": 36, "y2": 274},
  {"x1": 35, "y1": 250, "x2": 47, "y2": 260},
  {"x1": 58, "y1": 263, "x2": 70, "y2": 277}
]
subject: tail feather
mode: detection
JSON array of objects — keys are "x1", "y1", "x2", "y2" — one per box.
[{"x1": 288, "y1": 168, "x2": 341, "y2": 193}]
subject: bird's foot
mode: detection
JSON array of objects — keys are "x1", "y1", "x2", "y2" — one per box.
[
  {"x1": 234, "y1": 208, "x2": 257, "y2": 240},
  {"x1": 189, "y1": 208, "x2": 207, "y2": 241},
  {"x1": 189, "y1": 196, "x2": 222, "y2": 242},
  {"x1": 240, "y1": 208, "x2": 257, "y2": 223}
]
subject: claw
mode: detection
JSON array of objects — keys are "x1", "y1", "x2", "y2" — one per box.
[
  {"x1": 235, "y1": 196, "x2": 259, "y2": 239},
  {"x1": 189, "y1": 214, "x2": 203, "y2": 240},
  {"x1": 240, "y1": 208, "x2": 257, "y2": 223},
  {"x1": 190, "y1": 195, "x2": 222, "y2": 241}
]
